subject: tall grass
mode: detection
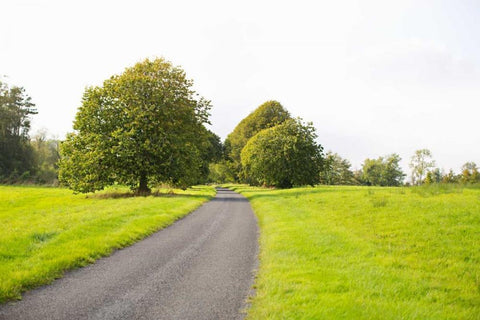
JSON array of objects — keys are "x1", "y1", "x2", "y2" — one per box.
[
  {"x1": 229, "y1": 185, "x2": 480, "y2": 319},
  {"x1": 0, "y1": 185, "x2": 215, "y2": 302}
]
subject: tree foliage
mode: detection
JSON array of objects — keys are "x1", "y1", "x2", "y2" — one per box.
[
  {"x1": 319, "y1": 151, "x2": 355, "y2": 185},
  {"x1": 442, "y1": 169, "x2": 460, "y2": 184},
  {"x1": 460, "y1": 162, "x2": 480, "y2": 184},
  {"x1": 208, "y1": 161, "x2": 236, "y2": 183},
  {"x1": 197, "y1": 129, "x2": 224, "y2": 182},
  {"x1": 361, "y1": 154, "x2": 405, "y2": 186},
  {"x1": 59, "y1": 58, "x2": 211, "y2": 193},
  {"x1": 204, "y1": 130, "x2": 223, "y2": 164},
  {"x1": 225, "y1": 100, "x2": 291, "y2": 178},
  {"x1": 241, "y1": 118, "x2": 323, "y2": 188},
  {"x1": 424, "y1": 168, "x2": 443, "y2": 184},
  {"x1": 409, "y1": 149, "x2": 435, "y2": 185},
  {"x1": 0, "y1": 80, "x2": 37, "y2": 181},
  {"x1": 30, "y1": 130, "x2": 60, "y2": 184}
]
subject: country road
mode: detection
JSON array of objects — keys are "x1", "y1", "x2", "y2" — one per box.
[{"x1": 0, "y1": 188, "x2": 258, "y2": 320}]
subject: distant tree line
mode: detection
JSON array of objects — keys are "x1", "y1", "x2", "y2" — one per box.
[
  {"x1": 0, "y1": 80, "x2": 60, "y2": 184},
  {"x1": 209, "y1": 100, "x2": 478, "y2": 187},
  {"x1": 2, "y1": 58, "x2": 478, "y2": 190},
  {"x1": 318, "y1": 152, "x2": 405, "y2": 186},
  {"x1": 316, "y1": 148, "x2": 479, "y2": 187}
]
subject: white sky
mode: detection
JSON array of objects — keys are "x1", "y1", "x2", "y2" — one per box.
[{"x1": 1, "y1": 0, "x2": 479, "y2": 175}]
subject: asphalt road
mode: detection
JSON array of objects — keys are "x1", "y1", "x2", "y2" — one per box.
[{"x1": 0, "y1": 188, "x2": 258, "y2": 320}]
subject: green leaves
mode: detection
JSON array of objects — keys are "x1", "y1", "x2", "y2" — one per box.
[
  {"x1": 0, "y1": 80, "x2": 37, "y2": 181},
  {"x1": 59, "y1": 58, "x2": 211, "y2": 193},
  {"x1": 361, "y1": 154, "x2": 405, "y2": 186},
  {"x1": 460, "y1": 162, "x2": 480, "y2": 184},
  {"x1": 225, "y1": 101, "x2": 323, "y2": 188},
  {"x1": 241, "y1": 118, "x2": 324, "y2": 188},
  {"x1": 409, "y1": 149, "x2": 435, "y2": 185},
  {"x1": 225, "y1": 100, "x2": 291, "y2": 178},
  {"x1": 320, "y1": 152, "x2": 355, "y2": 185}
]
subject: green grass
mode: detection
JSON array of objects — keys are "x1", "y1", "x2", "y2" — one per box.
[
  {"x1": 227, "y1": 184, "x2": 480, "y2": 320},
  {"x1": 0, "y1": 185, "x2": 215, "y2": 303}
]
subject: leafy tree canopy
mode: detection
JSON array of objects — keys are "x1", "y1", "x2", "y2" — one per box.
[
  {"x1": 204, "y1": 130, "x2": 223, "y2": 164},
  {"x1": 320, "y1": 151, "x2": 355, "y2": 185},
  {"x1": 442, "y1": 169, "x2": 460, "y2": 184},
  {"x1": 460, "y1": 162, "x2": 480, "y2": 184},
  {"x1": 409, "y1": 149, "x2": 435, "y2": 185},
  {"x1": 424, "y1": 168, "x2": 443, "y2": 184},
  {"x1": 0, "y1": 80, "x2": 37, "y2": 180},
  {"x1": 241, "y1": 118, "x2": 323, "y2": 188},
  {"x1": 361, "y1": 153, "x2": 405, "y2": 186},
  {"x1": 59, "y1": 58, "x2": 212, "y2": 193},
  {"x1": 225, "y1": 100, "x2": 291, "y2": 177},
  {"x1": 208, "y1": 161, "x2": 236, "y2": 184},
  {"x1": 31, "y1": 130, "x2": 60, "y2": 184}
]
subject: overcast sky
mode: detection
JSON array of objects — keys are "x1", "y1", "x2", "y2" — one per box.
[{"x1": 2, "y1": 0, "x2": 479, "y2": 175}]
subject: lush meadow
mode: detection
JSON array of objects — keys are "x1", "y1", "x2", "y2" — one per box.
[
  {"x1": 0, "y1": 185, "x2": 215, "y2": 302},
  {"x1": 228, "y1": 184, "x2": 480, "y2": 319}
]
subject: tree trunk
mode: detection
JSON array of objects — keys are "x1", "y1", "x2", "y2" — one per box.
[{"x1": 137, "y1": 172, "x2": 151, "y2": 195}]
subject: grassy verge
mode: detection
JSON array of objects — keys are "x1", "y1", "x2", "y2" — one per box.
[
  {"x1": 227, "y1": 184, "x2": 480, "y2": 319},
  {"x1": 0, "y1": 185, "x2": 215, "y2": 303}
]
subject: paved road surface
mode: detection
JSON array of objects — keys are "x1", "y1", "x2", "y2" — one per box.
[{"x1": 0, "y1": 188, "x2": 258, "y2": 320}]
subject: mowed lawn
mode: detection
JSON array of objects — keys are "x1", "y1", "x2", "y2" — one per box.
[
  {"x1": 229, "y1": 185, "x2": 480, "y2": 320},
  {"x1": 0, "y1": 185, "x2": 215, "y2": 303}
]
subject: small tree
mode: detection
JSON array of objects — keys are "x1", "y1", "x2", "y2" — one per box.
[
  {"x1": 320, "y1": 151, "x2": 355, "y2": 185},
  {"x1": 409, "y1": 149, "x2": 435, "y2": 185},
  {"x1": 31, "y1": 130, "x2": 60, "y2": 184},
  {"x1": 59, "y1": 58, "x2": 211, "y2": 194},
  {"x1": 361, "y1": 158, "x2": 384, "y2": 186},
  {"x1": 424, "y1": 168, "x2": 443, "y2": 184},
  {"x1": 241, "y1": 118, "x2": 323, "y2": 188},
  {"x1": 383, "y1": 153, "x2": 405, "y2": 186},
  {"x1": 460, "y1": 162, "x2": 480, "y2": 184},
  {"x1": 361, "y1": 154, "x2": 405, "y2": 186},
  {"x1": 442, "y1": 169, "x2": 459, "y2": 184}
]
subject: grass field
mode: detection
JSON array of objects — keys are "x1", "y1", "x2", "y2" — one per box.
[
  {"x1": 0, "y1": 185, "x2": 215, "y2": 303},
  {"x1": 228, "y1": 184, "x2": 480, "y2": 320}
]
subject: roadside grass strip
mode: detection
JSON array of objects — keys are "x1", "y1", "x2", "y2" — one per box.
[
  {"x1": 0, "y1": 185, "x2": 215, "y2": 302},
  {"x1": 228, "y1": 185, "x2": 480, "y2": 320}
]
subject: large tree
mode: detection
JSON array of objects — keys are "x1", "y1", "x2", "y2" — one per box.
[
  {"x1": 409, "y1": 149, "x2": 435, "y2": 185},
  {"x1": 59, "y1": 58, "x2": 211, "y2": 193},
  {"x1": 225, "y1": 100, "x2": 291, "y2": 178},
  {"x1": 241, "y1": 118, "x2": 323, "y2": 188},
  {"x1": 0, "y1": 80, "x2": 37, "y2": 181}
]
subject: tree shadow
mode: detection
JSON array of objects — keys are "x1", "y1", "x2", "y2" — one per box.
[{"x1": 85, "y1": 190, "x2": 211, "y2": 200}]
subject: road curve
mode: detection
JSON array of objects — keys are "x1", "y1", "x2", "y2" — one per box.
[{"x1": 0, "y1": 188, "x2": 258, "y2": 320}]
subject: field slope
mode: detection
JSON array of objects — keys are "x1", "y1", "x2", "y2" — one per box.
[
  {"x1": 230, "y1": 185, "x2": 480, "y2": 320},
  {"x1": 0, "y1": 185, "x2": 215, "y2": 303}
]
